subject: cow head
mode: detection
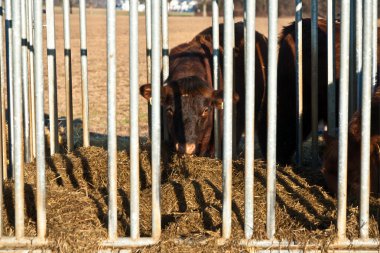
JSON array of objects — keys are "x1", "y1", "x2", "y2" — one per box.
[
  {"x1": 321, "y1": 133, "x2": 380, "y2": 196},
  {"x1": 140, "y1": 76, "x2": 239, "y2": 156}
]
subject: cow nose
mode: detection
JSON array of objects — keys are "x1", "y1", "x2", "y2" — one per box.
[
  {"x1": 175, "y1": 143, "x2": 185, "y2": 154},
  {"x1": 185, "y1": 143, "x2": 196, "y2": 155},
  {"x1": 175, "y1": 143, "x2": 196, "y2": 155}
]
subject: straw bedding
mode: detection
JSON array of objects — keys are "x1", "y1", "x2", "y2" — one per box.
[{"x1": 1, "y1": 139, "x2": 380, "y2": 252}]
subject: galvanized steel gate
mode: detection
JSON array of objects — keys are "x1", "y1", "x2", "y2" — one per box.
[{"x1": 0, "y1": 0, "x2": 378, "y2": 252}]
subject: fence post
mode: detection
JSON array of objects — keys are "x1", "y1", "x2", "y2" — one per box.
[
  {"x1": 359, "y1": 0, "x2": 373, "y2": 240},
  {"x1": 372, "y1": 0, "x2": 378, "y2": 91},
  {"x1": 0, "y1": 0, "x2": 7, "y2": 179},
  {"x1": 130, "y1": 0, "x2": 140, "y2": 240},
  {"x1": 21, "y1": 0, "x2": 30, "y2": 163},
  {"x1": 295, "y1": 0, "x2": 303, "y2": 165},
  {"x1": 311, "y1": 0, "x2": 318, "y2": 170},
  {"x1": 145, "y1": 0, "x2": 152, "y2": 139},
  {"x1": 244, "y1": 0, "x2": 256, "y2": 240},
  {"x1": 212, "y1": 0, "x2": 221, "y2": 159},
  {"x1": 0, "y1": 0, "x2": 4, "y2": 234},
  {"x1": 80, "y1": 0, "x2": 90, "y2": 147},
  {"x1": 266, "y1": 0, "x2": 278, "y2": 240},
  {"x1": 34, "y1": 0, "x2": 47, "y2": 239},
  {"x1": 349, "y1": 0, "x2": 356, "y2": 117},
  {"x1": 151, "y1": 0, "x2": 162, "y2": 239},
  {"x1": 5, "y1": 0, "x2": 13, "y2": 178},
  {"x1": 12, "y1": 0, "x2": 24, "y2": 238},
  {"x1": 327, "y1": 0, "x2": 336, "y2": 136},
  {"x1": 355, "y1": 0, "x2": 363, "y2": 109},
  {"x1": 337, "y1": 0, "x2": 351, "y2": 241},
  {"x1": 162, "y1": 0, "x2": 169, "y2": 143},
  {"x1": 106, "y1": 0, "x2": 117, "y2": 241},
  {"x1": 27, "y1": 0, "x2": 36, "y2": 160},
  {"x1": 63, "y1": 0, "x2": 74, "y2": 152},
  {"x1": 222, "y1": 0, "x2": 234, "y2": 240},
  {"x1": 46, "y1": 0, "x2": 59, "y2": 155}
]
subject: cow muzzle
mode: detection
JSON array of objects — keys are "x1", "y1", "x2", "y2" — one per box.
[{"x1": 175, "y1": 143, "x2": 196, "y2": 155}]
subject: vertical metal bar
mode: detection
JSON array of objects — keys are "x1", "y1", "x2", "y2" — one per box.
[
  {"x1": 266, "y1": 0, "x2": 278, "y2": 240},
  {"x1": 232, "y1": 8, "x2": 237, "y2": 161},
  {"x1": 151, "y1": 0, "x2": 161, "y2": 239},
  {"x1": 12, "y1": 0, "x2": 24, "y2": 238},
  {"x1": 130, "y1": 0, "x2": 140, "y2": 240},
  {"x1": 161, "y1": 1, "x2": 168, "y2": 82},
  {"x1": 0, "y1": 6, "x2": 4, "y2": 237},
  {"x1": 21, "y1": 0, "x2": 30, "y2": 163},
  {"x1": 63, "y1": 0, "x2": 74, "y2": 152},
  {"x1": 295, "y1": 0, "x2": 303, "y2": 165},
  {"x1": 337, "y1": 0, "x2": 350, "y2": 241},
  {"x1": 244, "y1": 0, "x2": 255, "y2": 240},
  {"x1": 161, "y1": 0, "x2": 169, "y2": 143},
  {"x1": 222, "y1": 0, "x2": 233, "y2": 240},
  {"x1": 212, "y1": 0, "x2": 220, "y2": 159},
  {"x1": 349, "y1": 0, "x2": 356, "y2": 117},
  {"x1": 145, "y1": 0, "x2": 152, "y2": 139},
  {"x1": 28, "y1": 0, "x2": 36, "y2": 160},
  {"x1": 372, "y1": 0, "x2": 378, "y2": 91},
  {"x1": 311, "y1": 0, "x2": 318, "y2": 169},
  {"x1": 0, "y1": 0, "x2": 7, "y2": 178},
  {"x1": 34, "y1": 0, "x2": 46, "y2": 239},
  {"x1": 0, "y1": 107, "x2": 2, "y2": 235},
  {"x1": 355, "y1": 0, "x2": 363, "y2": 109},
  {"x1": 5, "y1": 0, "x2": 13, "y2": 177},
  {"x1": 0, "y1": 34, "x2": 2, "y2": 231},
  {"x1": 80, "y1": 0, "x2": 89, "y2": 147},
  {"x1": 107, "y1": 0, "x2": 117, "y2": 241},
  {"x1": 0, "y1": 6, "x2": 2, "y2": 226},
  {"x1": 46, "y1": 0, "x2": 58, "y2": 155},
  {"x1": 360, "y1": 0, "x2": 373, "y2": 240},
  {"x1": 328, "y1": 0, "x2": 336, "y2": 136}
]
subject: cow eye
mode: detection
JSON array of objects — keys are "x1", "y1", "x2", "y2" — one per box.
[{"x1": 166, "y1": 108, "x2": 174, "y2": 116}]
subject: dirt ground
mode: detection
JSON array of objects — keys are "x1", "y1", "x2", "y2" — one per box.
[{"x1": 48, "y1": 10, "x2": 292, "y2": 139}]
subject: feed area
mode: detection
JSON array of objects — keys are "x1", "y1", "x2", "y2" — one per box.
[{"x1": 1, "y1": 10, "x2": 379, "y2": 252}]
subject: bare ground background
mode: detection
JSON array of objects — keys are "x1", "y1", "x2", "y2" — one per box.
[{"x1": 47, "y1": 10, "x2": 292, "y2": 140}]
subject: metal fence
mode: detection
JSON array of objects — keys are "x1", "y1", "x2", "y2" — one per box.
[
  {"x1": 0, "y1": 0, "x2": 378, "y2": 251},
  {"x1": 102, "y1": 0, "x2": 380, "y2": 251},
  {"x1": 0, "y1": 0, "x2": 47, "y2": 249}
]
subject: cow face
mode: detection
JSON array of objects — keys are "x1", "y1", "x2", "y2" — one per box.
[
  {"x1": 321, "y1": 133, "x2": 380, "y2": 196},
  {"x1": 140, "y1": 76, "x2": 238, "y2": 156}
]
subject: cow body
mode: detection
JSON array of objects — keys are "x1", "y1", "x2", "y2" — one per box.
[
  {"x1": 257, "y1": 18, "x2": 380, "y2": 164},
  {"x1": 322, "y1": 86, "x2": 380, "y2": 196},
  {"x1": 140, "y1": 22, "x2": 268, "y2": 157}
]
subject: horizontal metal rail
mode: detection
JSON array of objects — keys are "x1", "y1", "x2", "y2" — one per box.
[
  {"x1": 241, "y1": 239, "x2": 380, "y2": 251},
  {"x1": 0, "y1": 237, "x2": 48, "y2": 249},
  {"x1": 101, "y1": 237, "x2": 158, "y2": 248}
]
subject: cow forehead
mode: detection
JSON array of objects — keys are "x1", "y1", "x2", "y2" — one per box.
[
  {"x1": 166, "y1": 94, "x2": 210, "y2": 112},
  {"x1": 179, "y1": 94, "x2": 210, "y2": 103},
  {"x1": 165, "y1": 92, "x2": 211, "y2": 101}
]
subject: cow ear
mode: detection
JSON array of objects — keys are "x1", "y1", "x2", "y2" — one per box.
[
  {"x1": 140, "y1": 83, "x2": 152, "y2": 100},
  {"x1": 161, "y1": 85, "x2": 172, "y2": 105},
  {"x1": 141, "y1": 83, "x2": 173, "y2": 106},
  {"x1": 212, "y1": 90, "x2": 239, "y2": 109}
]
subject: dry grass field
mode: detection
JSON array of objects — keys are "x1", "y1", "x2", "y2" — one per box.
[{"x1": 3, "y1": 9, "x2": 380, "y2": 252}]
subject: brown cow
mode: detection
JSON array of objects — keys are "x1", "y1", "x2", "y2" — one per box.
[
  {"x1": 257, "y1": 18, "x2": 380, "y2": 164},
  {"x1": 140, "y1": 22, "x2": 268, "y2": 156},
  {"x1": 322, "y1": 85, "x2": 380, "y2": 196}
]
